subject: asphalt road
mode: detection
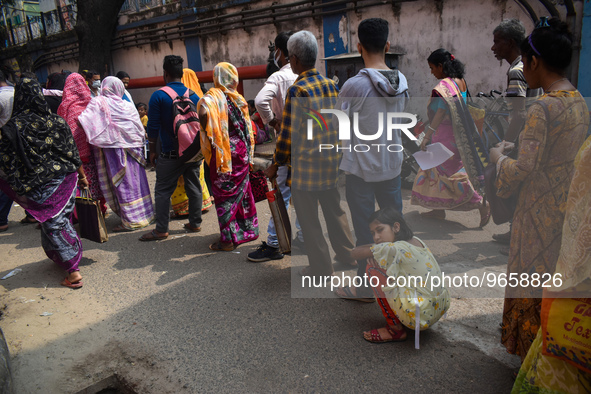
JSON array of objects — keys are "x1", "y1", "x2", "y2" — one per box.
[{"x1": 0, "y1": 172, "x2": 520, "y2": 393}]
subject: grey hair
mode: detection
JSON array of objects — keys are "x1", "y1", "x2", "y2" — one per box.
[
  {"x1": 287, "y1": 31, "x2": 318, "y2": 68},
  {"x1": 493, "y1": 19, "x2": 526, "y2": 46}
]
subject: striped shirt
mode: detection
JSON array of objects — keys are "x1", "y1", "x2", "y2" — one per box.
[
  {"x1": 506, "y1": 56, "x2": 543, "y2": 105},
  {"x1": 273, "y1": 68, "x2": 340, "y2": 191}
]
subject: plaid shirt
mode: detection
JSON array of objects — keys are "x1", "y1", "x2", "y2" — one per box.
[{"x1": 273, "y1": 69, "x2": 340, "y2": 191}]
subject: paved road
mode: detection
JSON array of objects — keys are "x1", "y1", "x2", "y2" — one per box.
[{"x1": 0, "y1": 172, "x2": 519, "y2": 393}]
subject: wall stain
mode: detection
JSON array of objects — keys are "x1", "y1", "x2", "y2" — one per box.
[{"x1": 435, "y1": 0, "x2": 444, "y2": 31}]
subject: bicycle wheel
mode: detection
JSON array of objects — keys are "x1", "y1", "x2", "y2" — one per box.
[{"x1": 483, "y1": 117, "x2": 506, "y2": 148}]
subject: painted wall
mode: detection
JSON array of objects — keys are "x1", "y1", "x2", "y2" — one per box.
[
  {"x1": 34, "y1": 0, "x2": 576, "y2": 106},
  {"x1": 117, "y1": 0, "x2": 560, "y2": 105},
  {"x1": 342, "y1": 0, "x2": 546, "y2": 98}
]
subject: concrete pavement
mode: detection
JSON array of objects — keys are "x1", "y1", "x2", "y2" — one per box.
[{"x1": 0, "y1": 172, "x2": 519, "y2": 393}]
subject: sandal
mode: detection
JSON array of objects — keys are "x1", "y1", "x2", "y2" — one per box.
[
  {"x1": 113, "y1": 224, "x2": 133, "y2": 233},
  {"x1": 170, "y1": 211, "x2": 188, "y2": 220},
  {"x1": 334, "y1": 286, "x2": 375, "y2": 303},
  {"x1": 363, "y1": 326, "x2": 407, "y2": 343},
  {"x1": 420, "y1": 210, "x2": 446, "y2": 220},
  {"x1": 184, "y1": 223, "x2": 202, "y2": 233},
  {"x1": 0, "y1": 225, "x2": 7, "y2": 233},
  {"x1": 492, "y1": 231, "x2": 511, "y2": 244},
  {"x1": 61, "y1": 277, "x2": 83, "y2": 289},
  {"x1": 209, "y1": 241, "x2": 235, "y2": 251},
  {"x1": 20, "y1": 216, "x2": 38, "y2": 225},
  {"x1": 479, "y1": 201, "x2": 491, "y2": 228},
  {"x1": 139, "y1": 230, "x2": 169, "y2": 242}
]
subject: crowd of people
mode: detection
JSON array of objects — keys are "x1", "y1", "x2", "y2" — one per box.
[{"x1": 0, "y1": 15, "x2": 590, "y2": 392}]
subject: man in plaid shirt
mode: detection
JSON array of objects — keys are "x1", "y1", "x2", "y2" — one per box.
[{"x1": 265, "y1": 30, "x2": 355, "y2": 277}]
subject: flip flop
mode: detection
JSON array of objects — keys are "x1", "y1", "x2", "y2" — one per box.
[
  {"x1": 363, "y1": 326, "x2": 407, "y2": 343},
  {"x1": 61, "y1": 277, "x2": 83, "y2": 289},
  {"x1": 209, "y1": 241, "x2": 235, "y2": 251},
  {"x1": 334, "y1": 286, "x2": 375, "y2": 303},
  {"x1": 139, "y1": 230, "x2": 168, "y2": 242},
  {"x1": 184, "y1": 223, "x2": 202, "y2": 233}
]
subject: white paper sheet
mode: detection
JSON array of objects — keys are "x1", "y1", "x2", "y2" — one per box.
[{"x1": 412, "y1": 142, "x2": 454, "y2": 171}]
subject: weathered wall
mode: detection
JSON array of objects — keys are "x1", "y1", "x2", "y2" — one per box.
[
  {"x1": 111, "y1": 36, "x2": 188, "y2": 77},
  {"x1": 26, "y1": 0, "x2": 573, "y2": 106},
  {"x1": 366, "y1": 0, "x2": 544, "y2": 97},
  {"x1": 117, "y1": 0, "x2": 562, "y2": 105},
  {"x1": 47, "y1": 60, "x2": 78, "y2": 75}
]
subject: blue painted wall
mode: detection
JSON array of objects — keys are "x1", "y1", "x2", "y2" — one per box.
[
  {"x1": 322, "y1": 0, "x2": 348, "y2": 72},
  {"x1": 184, "y1": 35, "x2": 203, "y2": 72}
]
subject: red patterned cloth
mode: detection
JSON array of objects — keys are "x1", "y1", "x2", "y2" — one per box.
[{"x1": 58, "y1": 73, "x2": 92, "y2": 163}]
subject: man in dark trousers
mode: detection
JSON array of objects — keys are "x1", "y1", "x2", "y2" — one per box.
[
  {"x1": 139, "y1": 55, "x2": 203, "y2": 241},
  {"x1": 265, "y1": 31, "x2": 355, "y2": 277}
]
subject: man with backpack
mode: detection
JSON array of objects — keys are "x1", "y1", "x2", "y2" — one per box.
[{"x1": 140, "y1": 55, "x2": 203, "y2": 241}]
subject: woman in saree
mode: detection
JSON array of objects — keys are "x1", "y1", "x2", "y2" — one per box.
[
  {"x1": 0, "y1": 78, "x2": 87, "y2": 288},
  {"x1": 170, "y1": 68, "x2": 213, "y2": 218},
  {"x1": 79, "y1": 76, "x2": 155, "y2": 232},
  {"x1": 511, "y1": 137, "x2": 591, "y2": 393},
  {"x1": 411, "y1": 49, "x2": 490, "y2": 227},
  {"x1": 57, "y1": 72, "x2": 107, "y2": 216},
  {"x1": 489, "y1": 18, "x2": 589, "y2": 364},
  {"x1": 198, "y1": 62, "x2": 259, "y2": 251}
]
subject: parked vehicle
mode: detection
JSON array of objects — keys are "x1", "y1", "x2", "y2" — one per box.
[
  {"x1": 473, "y1": 89, "x2": 510, "y2": 149},
  {"x1": 400, "y1": 115, "x2": 424, "y2": 189}
]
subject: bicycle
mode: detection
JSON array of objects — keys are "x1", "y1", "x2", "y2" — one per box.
[{"x1": 472, "y1": 90, "x2": 510, "y2": 149}]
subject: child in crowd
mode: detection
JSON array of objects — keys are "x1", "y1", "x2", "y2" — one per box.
[
  {"x1": 136, "y1": 103, "x2": 149, "y2": 160},
  {"x1": 247, "y1": 99, "x2": 270, "y2": 144},
  {"x1": 136, "y1": 102, "x2": 148, "y2": 131},
  {"x1": 247, "y1": 99, "x2": 264, "y2": 129},
  {"x1": 349, "y1": 207, "x2": 450, "y2": 343}
]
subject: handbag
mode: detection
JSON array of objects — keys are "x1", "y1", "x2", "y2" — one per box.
[
  {"x1": 541, "y1": 292, "x2": 591, "y2": 374},
  {"x1": 266, "y1": 180, "x2": 291, "y2": 254},
  {"x1": 75, "y1": 188, "x2": 109, "y2": 243},
  {"x1": 483, "y1": 163, "x2": 516, "y2": 225},
  {"x1": 249, "y1": 169, "x2": 270, "y2": 203}
]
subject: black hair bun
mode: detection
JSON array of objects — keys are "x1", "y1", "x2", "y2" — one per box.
[{"x1": 547, "y1": 17, "x2": 573, "y2": 42}]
